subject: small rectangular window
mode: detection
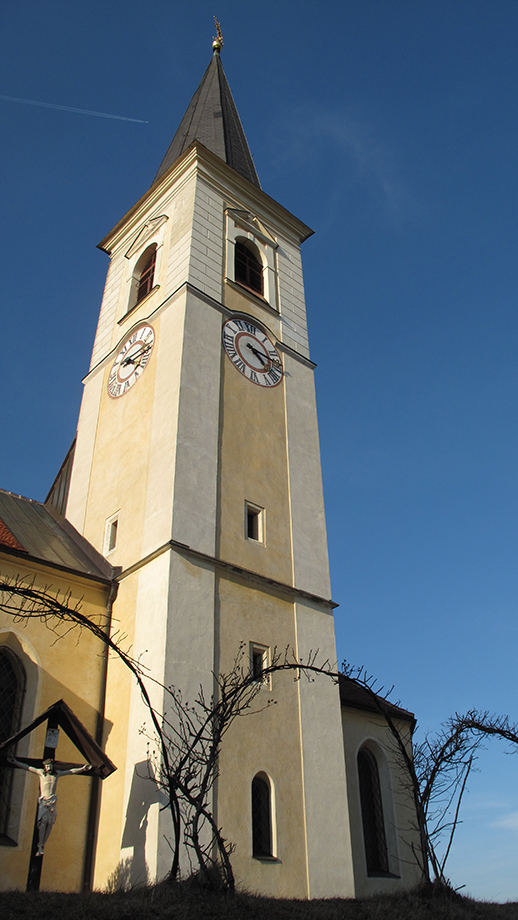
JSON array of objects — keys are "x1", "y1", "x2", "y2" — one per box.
[
  {"x1": 252, "y1": 649, "x2": 264, "y2": 680},
  {"x1": 104, "y1": 514, "x2": 119, "y2": 555},
  {"x1": 250, "y1": 643, "x2": 270, "y2": 686},
  {"x1": 247, "y1": 508, "x2": 258, "y2": 540},
  {"x1": 245, "y1": 502, "x2": 264, "y2": 543},
  {"x1": 107, "y1": 519, "x2": 118, "y2": 552}
]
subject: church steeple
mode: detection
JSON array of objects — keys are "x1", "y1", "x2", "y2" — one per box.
[{"x1": 152, "y1": 40, "x2": 261, "y2": 189}]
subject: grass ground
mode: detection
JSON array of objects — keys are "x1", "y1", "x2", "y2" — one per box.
[{"x1": 1, "y1": 879, "x2": 518, "y2": 920}]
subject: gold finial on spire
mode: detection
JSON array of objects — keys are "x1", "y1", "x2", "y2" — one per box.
[{"x1": 212, "y1": 16, "x2": 224, "y2": 53}]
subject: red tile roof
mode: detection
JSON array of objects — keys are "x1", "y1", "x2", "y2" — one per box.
[{"x1": 0, "y1": 516, "x2": 27, "y2": 552}]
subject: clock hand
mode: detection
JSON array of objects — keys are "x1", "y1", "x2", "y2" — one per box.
[
  {"x1": 246, "y1": 343, "x2": 283, "y2": 373},
  {"x1": 246, "y1": 343, "x2": 268, "y2": 366},
  {"x1": 121, "y1": 344, "x2": 151, "y2": 367}
]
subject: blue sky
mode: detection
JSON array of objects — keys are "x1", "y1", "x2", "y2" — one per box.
[{"x1": 1, "y1": 0, "x2": 517, "y2": 901}]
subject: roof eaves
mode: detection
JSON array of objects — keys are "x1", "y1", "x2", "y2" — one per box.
[
  {"x1": 339, "y1": 676, "x2": 416, "y2": 727},
  {"x1": 0, "y1": 489, "x2": 118, "y2": 584},
  {"x1": 0, "y1": 543, "x2": 114, "y2": 587},
  {"x1": 45, "y1": 503, "x2": 117, "y2": 582}
]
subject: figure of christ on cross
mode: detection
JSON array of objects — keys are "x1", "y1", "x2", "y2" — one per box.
[{"x1": 7, "y1": 755, "x2": 91, "y2": 855}]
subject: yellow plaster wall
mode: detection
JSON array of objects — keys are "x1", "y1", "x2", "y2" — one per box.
[
  {"x1": 0, "y1": 554, "x2": 110, "y2": 892},
  {"x1": 218, "y1": 289, "x2": 292, "y2": 586},
  {"x1": 77, "y1": 291, "x2": 189, "y2": 892},
  {"x1": 214, "y1": 283, "x2": 315, "y2": 895},
  {"x1": 224, "y1": 285, "x2": 281, "y2": 334},
  {"x1": 114, "y1": 285, "x2": 162, "y2": 335},
  {"x1": 91, "y1": 573, "x2": 138, "y2": 889},
  {"x1": 81, "y1": 315, "x2": 161, "y2": 567},
  {"x1": 93, "y1": 551, "x2": 173, "y2": 890},
  {"x1": 166, "y1": 173, "x2": 197, "y2": 254},
  {"x1": 215, "y1": 576, "x2": 309, "y2": 897}
]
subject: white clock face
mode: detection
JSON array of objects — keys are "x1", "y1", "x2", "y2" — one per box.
[
  {"x1": 222, "y1": 317, "x2": 283, "y2": 388},
  {"x1": 108, "y1": 324, "x2": 155, "y2": 398}
]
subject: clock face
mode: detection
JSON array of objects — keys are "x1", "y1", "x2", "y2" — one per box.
[
  {"x1": 222, "y1": 317, "x2": 283, "y2": 387},
  {"x1": 108, "y1": 324, "x2": 155, "y2": 398}
]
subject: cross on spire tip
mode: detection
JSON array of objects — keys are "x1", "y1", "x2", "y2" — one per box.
[{"x1": 212, "y1": 16, "x2": 223, "y2": 54}]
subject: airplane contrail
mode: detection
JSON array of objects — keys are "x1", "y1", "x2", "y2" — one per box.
[{"x1": 0, "y1": 94, "x2": 148, "y2": 123}]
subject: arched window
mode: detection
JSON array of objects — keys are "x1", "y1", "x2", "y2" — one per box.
[
  {"x1": 135, "y1": 245, "x2": 157, "y2": 304},
  {"x1": 251, "y1": 772, "x2": 272, "y2": 857},
  {"x1": 0, "y1": 648, "x2": 26, "y2": 840},
  {"x1": 235, "y1": 240, "x2": 263, "y2": 296},
  {"x1": 357, "y1": 746, "x2": 389, "y2": 874},
  {"x1": 128, "y1": 244, "x2": 157, "y2": 313}
]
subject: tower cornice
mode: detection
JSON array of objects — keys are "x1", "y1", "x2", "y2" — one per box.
[
  {"x1": 115, "y1": 536, "x2": 338, "y2": 611},
  {"x1": 98, "y1": 142, "x2": 313, "y2": 257}
]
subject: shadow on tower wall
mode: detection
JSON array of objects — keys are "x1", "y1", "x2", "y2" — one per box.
[{"x1": 120, "y1": 760, "x2": 168, "y2": 887}]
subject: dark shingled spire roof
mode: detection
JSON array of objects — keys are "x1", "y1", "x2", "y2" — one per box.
[{"x1": 153, "y1": 50, "x2": 260, "y2": 188}]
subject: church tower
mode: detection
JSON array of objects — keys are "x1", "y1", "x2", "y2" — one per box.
[{"x1": 65, "y1": 38, "x2": 355, "y2": 898}]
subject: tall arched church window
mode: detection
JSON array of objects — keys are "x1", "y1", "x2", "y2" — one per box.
[
  {"x1": 251, "y1": 772, "x2": 272, "y2": 857},
  {"x1": 0, "y1": 648, "x2": 26, "y2": 841},
  {"x1": 235, "y1": 240, "x2": 263, "y2": 296},
  {"x1": 135, "y1": 244, "x2": 157, "y2": 304},
  {"x1": 357, "y1": 747, "x2": 389, "y2": 874}
]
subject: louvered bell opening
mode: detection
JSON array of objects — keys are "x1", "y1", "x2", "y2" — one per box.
[
  {"x1": 235, "y1": 241, "x2": 263, "y2": 296},
  {"x1": 136, "y1": 248, "x2": 157, "y2": 303}
]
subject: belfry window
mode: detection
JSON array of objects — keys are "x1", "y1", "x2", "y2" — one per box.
[
  {"x1": 357, "y1": 747, "x2": 389, "y2": 874},
  {"x1": 252, "y1": 772, "x2": 273, "y2": 857},
  {"x1": 235, "y1": 240, "x2": 263, "y2": 296},
  {"x1": 136, "y1": 245, "x2": 157, "y2": 304},
  {"x1": 127, "y1": 244, "x2": 158, "y2": 313},
  {"x1": 0, "y1": 648, "x2": 26, "y2": 842}
]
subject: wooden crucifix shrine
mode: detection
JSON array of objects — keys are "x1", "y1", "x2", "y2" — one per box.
[{"x1": 0, "y1": 698, "x2": 116, "y2": 891}]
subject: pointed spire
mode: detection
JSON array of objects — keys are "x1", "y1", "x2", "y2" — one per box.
[{"x1": 152, "y1": 32, "x2": 261, "y2": 189}]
